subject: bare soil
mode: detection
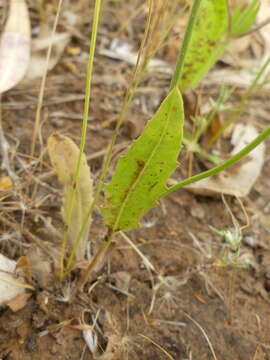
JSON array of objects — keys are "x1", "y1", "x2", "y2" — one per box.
[{"x1": 1, "y1": 1, "x2": 270, "y2": 359}]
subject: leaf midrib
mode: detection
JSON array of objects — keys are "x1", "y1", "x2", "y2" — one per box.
[{"x1": 112, "y1": 94, "x2": 177, "y2": 232}]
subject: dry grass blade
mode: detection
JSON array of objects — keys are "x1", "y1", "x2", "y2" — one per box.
[
  {"x1": 30, "y1": 0, "x2": 64, "y2": 157},
  {"x1": 139, "y1": 333, "x2": 175, "y2": 360},
  {"x1": 182, "y1": 311, "x2": 218, "y2": 360},
  {"x1": 120, "y1": 231, "x2": 156, "y2": 272}
]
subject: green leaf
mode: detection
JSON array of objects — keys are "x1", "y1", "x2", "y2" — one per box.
[
  {"x1": 231, "y1": 0, "x2": 260, "y2": 37},
  {"x1": 102, "y1": 87, "x2": 184, "y2": 232},
  {"x1": 179, "y1": 0, "x2": 228, "y2": 91}
]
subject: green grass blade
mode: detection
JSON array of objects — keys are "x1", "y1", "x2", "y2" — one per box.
[
  {"x1": 179, "y1": 0, "x2": 228, "y2": 91},
  {"x1": 102, "y1": 87, "x2": 184, "y2": 232},
  {"x1": 231, "y1": 0, "x2": 260, "y2": 37}
]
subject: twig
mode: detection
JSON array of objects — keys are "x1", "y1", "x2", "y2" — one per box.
[
  {"x1": 120, "y1": 232, "x2": 156, "y2": 272},
  {"x1": 139, "y1": 334, "x2": 175, "y2": 360}
]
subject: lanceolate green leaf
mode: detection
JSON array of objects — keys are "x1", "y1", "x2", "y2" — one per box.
[
  {"x1": 102, "y1": 87, "x2": 184, "y2": 232},
  {"x1": 179, "y1": 0, "x2": 228, "y2": 91},
  {"x1": 231, "y1": 0, "x2": 260, "y2": 37}
]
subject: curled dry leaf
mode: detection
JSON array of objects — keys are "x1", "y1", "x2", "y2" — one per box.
[
  {"x1": 83, "y1": 328, "x2": 98, "y2": 356},
  {"x1": 0, "y1": 0, "x2": 31, "y2": 92},
  {"x1": 188, "y1": 124, "x2": 265, "y2": 197},
  {"x1": 100, "y1": 39, "x2": 171, "y2": 74},
  {"x1": 206, "y1": 67, "x2": 270, "y2": 89},
  {"x1": 26, "y1": 28, "x2": 71, "y2": 80},
  {"x1": 48, "y1": 133, "x2": 93, "y2": 261},
  {"x1": 0, "y1": 253, "x2": 26, "y2": 307}
]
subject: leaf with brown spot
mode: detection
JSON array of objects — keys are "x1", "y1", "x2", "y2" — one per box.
[
  {"x1": 179, "y1": 0, "x2": 228, "y2": 91},
  {"x1": 102, "y1": 88, "x2": 184, "y2": 231}
]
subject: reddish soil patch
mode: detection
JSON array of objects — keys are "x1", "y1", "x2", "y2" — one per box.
[{"x1": 1, "y1": 1, "x2": 270, "y2": 360}]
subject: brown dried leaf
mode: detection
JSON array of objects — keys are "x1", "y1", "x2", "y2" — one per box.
[
  {"x1": 188, "y1": 124, "x2": 265, "y2": 197},
  {"x1": 47, "y1": 133, "x2": 93, "y2": 260},
  {"x1": 26, "y1": 27, "x2": 70, "y2": 80},
  {"x1": 7, "y1": 292, "x2": 32, "y2": 312}
]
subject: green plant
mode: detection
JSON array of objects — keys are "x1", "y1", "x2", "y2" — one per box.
[
  {"x1": 179, "y1": 0, "x2": 265, "y2": 156},
  {"x1": 48, "y1": 0, "x2": 270, "y2": 283}
]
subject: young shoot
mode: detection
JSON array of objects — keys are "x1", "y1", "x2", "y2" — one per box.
[{"x1": 47, "y1": 0, "x2": 269, "y2": 282}]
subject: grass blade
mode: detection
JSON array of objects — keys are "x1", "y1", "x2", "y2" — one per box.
[
  {"x1": 231, "y1": 0, "x2": 260, "y2": 37},
  {"x1": 102, "y1": 87, "x2": 184, "y2": 232}
]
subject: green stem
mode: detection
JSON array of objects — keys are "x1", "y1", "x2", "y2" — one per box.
[
  {"x1": 162, "y1": 126, "x2": 270, "y2": 197},
  {"x1": 65, "y1": 1, "x2": 154, "y2": 272},
  {"x1": 170, "y1": 0, "x2": 202, "y2": 89},
  {"x1": 88, "y1": 0, "x2": 153, "y2": 209},
  {"x1": 61, "y1": 0, "x2": 102, "y2": 276},
  {"x1": 79, "y1": 233, "x2": 114, "y2": 290}
]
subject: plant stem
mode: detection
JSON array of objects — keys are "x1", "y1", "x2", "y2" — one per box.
[
  {"x1": 208, "y1": 55, "x2": 270, "y2": 148},
  {"x1": 79, "y1": 233, "x2": 114, "y2": 290},
  {"x1": 170, "y1": 0, "x2": 202, "y2": 89},
  {"x1": 65, "y1": 0, "x2": 155, "y2": 272},
  {"x1": 162, "y1": 126, "x2": 270, "y2": 197},
  {"x1": 89, "y1": 0, "x2": 153, "y2": 210},
  {"x1": 61, "y1": 0, "x2": 102, "y2": 276}
]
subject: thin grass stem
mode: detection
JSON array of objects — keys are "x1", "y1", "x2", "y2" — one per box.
[
  {"x1": 66, "y1": 0, "x2": 155, "y2": 272},
  {"x1": 61, "y1": 0, "x2": 102, "y2": 276},
  {"x1": 31, "y1": 0, "x2": 64, "y2": 156},
  {"x1": 170, "y1": 0, "x2": 202, "y2": 89}
]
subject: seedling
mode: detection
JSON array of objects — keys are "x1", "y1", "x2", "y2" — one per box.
[
  {"x1": 210, "y1": 195, "x2": 250, "y2": 268},
  {"x1": 47, "y1": 0, "x2": 270, "y2": 282},
  {"x1": 211, "y1": 226, "x2": 243, "y2": 267}
]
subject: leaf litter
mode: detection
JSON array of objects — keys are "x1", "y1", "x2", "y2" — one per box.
[
  {"x1": 0, "y1": 0, "x2": 31, "y2": 93},
  {"x1": 0, "y1": 1, "x2": 270, "y2": 360},
  {"x1": 0, "y1": 253, "x2": 27, "y2": 309},
  {"x1": 187, "y1": 123, "x2": 265, "y2": 197},
  {"x1": 25, "y1": 28, "x2": 71, "y2": 80}
]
